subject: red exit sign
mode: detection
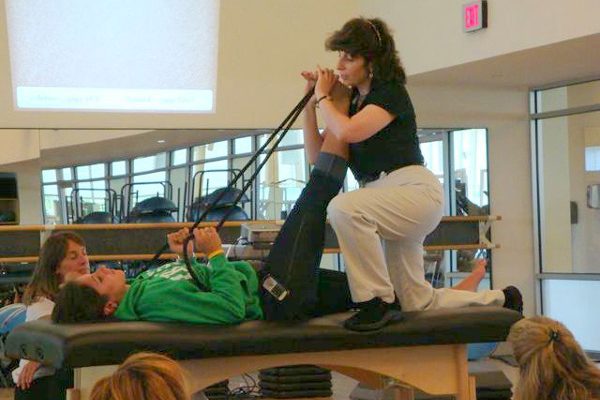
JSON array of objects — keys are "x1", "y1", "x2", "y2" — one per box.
[{"x1": 463, "y1": 0, "x2": 488, "y2": 32}]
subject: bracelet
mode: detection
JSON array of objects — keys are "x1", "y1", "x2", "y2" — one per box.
[
  {"x1": 315, "y1": 95, "x2": 330, "y2": 108},
  {"x1": 207, "y1": 249, "x2": 225, "y2": 259}
]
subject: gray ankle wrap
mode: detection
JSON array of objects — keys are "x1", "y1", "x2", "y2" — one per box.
[{"x1": 314, "y1": 152, "x2": 347, "y2": 181}]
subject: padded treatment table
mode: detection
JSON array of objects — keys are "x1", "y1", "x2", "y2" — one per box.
[{"x1": 5, "y1": 306, "x2": 521, "y2": 400}]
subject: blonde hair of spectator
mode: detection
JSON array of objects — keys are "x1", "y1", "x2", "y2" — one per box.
[
  {"x1": 90, "y1": 352, "x2": 190, "y2": 400},
  {"x1": 508, "y1": 316, "x2": 600, "y2": 400}
]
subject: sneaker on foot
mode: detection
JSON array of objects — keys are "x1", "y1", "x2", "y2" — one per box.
[
  {"x1": 502, "y1": 286, "x2": 523, "y2": 314},
  {"x1": 344, "y1": 297, "x2": 403, "y2": 332}
]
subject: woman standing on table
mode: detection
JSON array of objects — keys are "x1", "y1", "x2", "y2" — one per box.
[{"x1": 308, "y1": 17, "x2": 513, "y2": 332}]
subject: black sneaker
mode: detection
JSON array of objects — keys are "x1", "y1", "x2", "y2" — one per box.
[
  {"x1": 502, "y1": 286, "x2": 523, "y2": 314},
  {"x1": 343, "y1": 297, "x2": 403, "y2": 332}
]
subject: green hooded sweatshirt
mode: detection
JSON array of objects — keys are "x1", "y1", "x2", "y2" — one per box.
[{"x1": 114, "y1": 254, "x2": 263, "y2": 324}]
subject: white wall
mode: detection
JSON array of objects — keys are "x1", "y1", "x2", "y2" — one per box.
[
  {"x1": 359, "y1": 0, "x2": 600, "y2": 76},
  {"x1": 0, "y1": 130, "x2": 39, "y2": 165},
  {"x1": 39, "y1": 130, "x2": 150, "y2": 150}
]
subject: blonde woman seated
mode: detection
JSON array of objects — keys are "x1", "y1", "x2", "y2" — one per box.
[
  {"x1": 508, "y1": 316, "x2": 600, "y2": 400},
  {"x1": 90, "y1": 352, "x2": 190, "y2": 400}
]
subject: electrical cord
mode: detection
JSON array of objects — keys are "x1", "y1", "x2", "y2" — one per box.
[
  {"x1": 226, "y1": 373, "x2": 261, "y2": 399},
  {"x1": 225, "y1": 236, "x2": 244, "y2": 259}
]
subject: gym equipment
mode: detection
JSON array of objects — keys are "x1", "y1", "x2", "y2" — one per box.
[
  {"x1": 76, "y1": 211, "x2": 120, "y2": 224},
  {"x1": 188, "y1": 186, "x2": 250, "y2": 222},
  {"x1": 130, "y1": 196, "x2": 178, "y2": 215},
  {"x1": 259, "y1": 365, "x2": 332, "y2": 398},
  {"x1": 127, "y1": 213, "x2": 176, "y2": 224},
  {"x1": 125, "y1": 196, "x2": 178, "y2": 223},
  {"x1": 188, "y1": 205, "x2": 248, "y2": 222},
  {"x1": 0, "y1": 211, "x2": 16, "y2": 223},
  {"x1": 67, "y1": 188, "x2": 119, "y2": 224},
  {"x1": 120, "y1": 181, "x2": 180, "y2": 223}
]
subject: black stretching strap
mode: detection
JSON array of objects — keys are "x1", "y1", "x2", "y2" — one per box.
[{"x1": 149, "y1": 89, "x2": 315, "y2": 291}]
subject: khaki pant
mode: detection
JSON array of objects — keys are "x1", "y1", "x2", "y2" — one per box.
[{"x1": 327, "y1": 165, "x2": 504, "y2": 311}]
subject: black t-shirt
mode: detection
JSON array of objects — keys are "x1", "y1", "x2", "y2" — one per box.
[{"x1": 348, "y1": 79, "x2": 424, "y2": 182}]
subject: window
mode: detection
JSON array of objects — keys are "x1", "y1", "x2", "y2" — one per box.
[
  {"x1": 585, "y1": 145, "x2": 600, "y2": 172},
  {"x1": 111, "y1": 160, "x2": 127, "y2": 176},
  {"x1": 191, "y1": 159, "x2": 229, "y2": 199},
  {"x1": 77, "y1": 180, "x2": 109, "y2": 215},
  {"x1": 258, "y1": 149, "x2": 306, "y2": 220},
  {"x1": 132, "y1": 171, "x2": 169, "y2": 201},
  {"x1": 421, "y1": 141, "x2": 444, "y2": 177},
  {"x1": 345, "y1": 172, "x2": 359, "y2": 192},
  {"x1": 232, "y1": 156, "x2": 254, "y2": 218},
  {"x1": 42, "y1": 169, "x2": 57, "y2": 183},
  {"x1": 258, "y1": 130, "x2": 303, "y2": 149},
  {"x1": 76, "y1": 166, "x2": 90, "y2": 180},
  {"x1": 234, "y1": 136, "x2": 253, "y2": 154},
  {"x1": 420, "y1": 131, "x2": 445, "y2": 184},
  {"x1": 109, "y1": 177, "x2": 127, "y2": 197},
  {"x1": 534, "y1": 80, "x2": 600, "y2": 114},
  {"x1": 192, "y1": 140, "x2": 228, "y2": 161},
  {"x1": 532, "y1": 78, "x2": 600, "y2": 352},
  {"x1": 43, "y1": 184, "x2": 60, "y2": 223},
  {"x1": 542, "y1": 279, "x2": 600, "y2": 352},
  {"x1": 76, "y1": 163, "x2": 105, "y2": 180},
  {"x1": 169, "y1": 167, "x2": 188, "y2": 217},
  {"x1": 61, "y1": 168, "x2": 72, "y2": 180},
  {"x1": 171, "y1": 149, "x2": 188, "y2": 166},
  {"x1": 133, "y1": 153, "x2": 166, "y2": 173},
  {"x1": 452, "y1": 129, "x2": 488, "y2": 210},
  {"x1": 535, "y1": 111, "x2": 600, "y2": 274}
]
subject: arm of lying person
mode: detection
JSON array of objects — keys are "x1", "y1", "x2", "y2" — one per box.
[
  {"x1": 167, "y1": 227, "x2": 194, "y2": 258},
  {"x1": 192, "y1": 226, "x2": 223, "y2": 258}
]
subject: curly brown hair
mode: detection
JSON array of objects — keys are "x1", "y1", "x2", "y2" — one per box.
[{"x1": 325, "y1": 18, "x2": 406, "y2": 84}]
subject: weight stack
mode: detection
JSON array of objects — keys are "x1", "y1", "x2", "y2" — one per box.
[
  {"x1": 203, "y1": 379, "x2": 230, "y2": 400},
  {"x1": 259, "y1": 365, "x2": 332, "y2": 398}
]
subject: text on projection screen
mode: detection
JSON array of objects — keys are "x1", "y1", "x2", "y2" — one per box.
[{"x1": 5, "y1": 0, "x2": 219, "y2": 113}]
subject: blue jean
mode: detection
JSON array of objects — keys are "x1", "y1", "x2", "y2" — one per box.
[{"x1": 260, "y1": 168, "x2": 352, "y2": 320}]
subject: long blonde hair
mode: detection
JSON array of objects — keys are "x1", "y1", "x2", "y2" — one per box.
[
  {"x1": 90, "y1": 352, "x2": 190, "y2": 400},
  {"x1": 508, "y1": 316, "x2": 600, "y2": 400}
]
